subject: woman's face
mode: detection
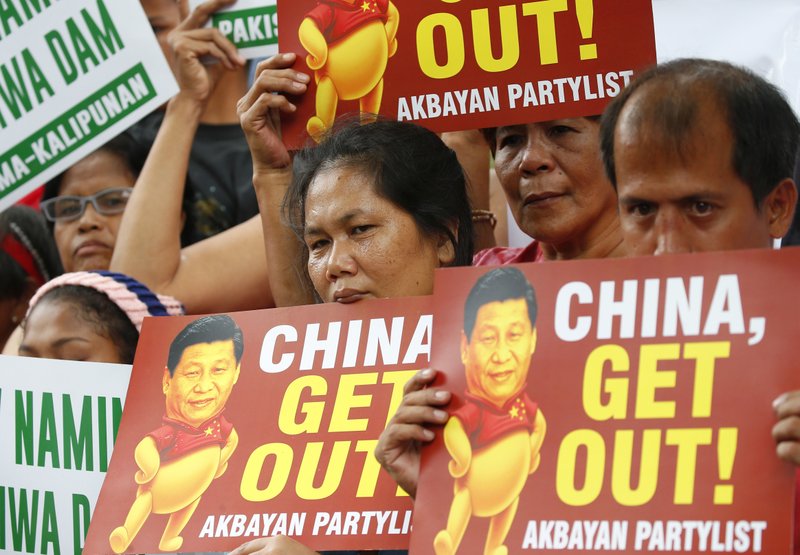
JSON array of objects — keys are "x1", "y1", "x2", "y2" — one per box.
[
  {"x1": 53, "y1": 151, "x2": 135, "y2": 272},
  {"x1": 19, "y1": 298, "x2": 123, "y2": 363},
  {"x1": 303, "y1": 165, "x2": 454, "y2": 303},
  {"x1": 493, "y1": 118, "x2": 618, "y2": 249}
]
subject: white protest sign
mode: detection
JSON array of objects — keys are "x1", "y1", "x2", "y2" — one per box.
[
  {"x1": 505, "y1": 0, "x2": 800, "y2": 249},
  {"x1": 0, "y1": 0, "x2": 178, "y2": 211},
  {"x1": 0, "y1": 355, "x2": 131, "y2": 555},
  {"x1": 654, "y1": 0, "x2": 800, "y2": 115},
  {"x1": 189, "y1": 0, "x2": 278, "y2": 60}
]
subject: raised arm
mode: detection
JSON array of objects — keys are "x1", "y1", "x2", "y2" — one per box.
[
  {"x1": 111, "y1": 0, "x2": 273, "y2": 313},
  {"x1": 238, "y1": 53, "x2": 316, "y2": 307}
]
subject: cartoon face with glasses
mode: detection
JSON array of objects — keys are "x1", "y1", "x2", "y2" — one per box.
[{"x1": 42, "y1": 149, "x2": 136, "y2": 272}]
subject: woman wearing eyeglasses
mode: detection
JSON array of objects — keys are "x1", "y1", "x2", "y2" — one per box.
[{"x1": 40, "y1": 131, "x2": 147, "y2": 273}]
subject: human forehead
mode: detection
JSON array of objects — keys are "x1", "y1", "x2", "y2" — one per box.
[
  {"x1": 175, "y1": 340, "x2": 237, "y2": 367},
  {"x1": 58, "y1": 151, "x2": 135, "y2": 196},
  {"x1": 496, "y1": 117, "x2": 597, "y2": 135},
  {"x1": 304, "y1": 165, "x2": 394, "y2": 225},
  {"x1": 24, "y1": 297, "x2": 99, "y2": 343},
  {"x1": 473, "y1": 298, "x2": 532, "y2": 328}
]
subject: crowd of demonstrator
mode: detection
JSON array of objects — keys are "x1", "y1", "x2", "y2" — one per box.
[{"x1": 2, "y1": 1, "x2": 800, "y2": 554}]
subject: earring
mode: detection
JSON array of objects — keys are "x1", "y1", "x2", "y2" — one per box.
[{"x1": 11, "y1": 314, "x2": 19, "y2": 325}]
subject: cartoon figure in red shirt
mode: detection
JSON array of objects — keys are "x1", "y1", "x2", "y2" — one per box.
[
  {"x1": 109, "y1": 315, "x2": 244, "y2": 553},
  {"x1": 298, "y1": 0, "x2": 399, "y2": 139},
  {"x1": 435, "y1": 268, "x2": 546, "y2": 555}
]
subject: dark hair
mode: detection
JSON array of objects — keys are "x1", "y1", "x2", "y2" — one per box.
[
  {"x1": 284, "y1": 118, "x2": 474, "y2": 271},
  {"x1": 33, "y1": 285, "x2": 139, "y2": 364},
  {"x1": 600, "y1": 58, "x2": 800, "y2": 206},
  {"x1": 0, "y1": 206, "x2": 62, "y2": 300},
  {"x1": 167, "y1": 315, "x2": 244, "y2": 375},
  {"x1": 41, "y1": 130, "x2": 150, "y2": 225},
  {"x1": 463, "y1": 267, "x2": 538, "y2": 341}
]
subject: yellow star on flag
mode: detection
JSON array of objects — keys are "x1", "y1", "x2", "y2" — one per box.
[
  {"x1": 204, "y1": 426, "x2": 214, "y2": 436},
  {"x1": 509, "y1": 405, "x2": 520, "y2": 419},
  {"x1": 361, "y1": 0, "x2": 371, "y2": 12}
]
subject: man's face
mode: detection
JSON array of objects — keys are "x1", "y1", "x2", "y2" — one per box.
[
  {"x1": 461, "y1": 298, "x2": 536, "y2": 408},
  {"x1": 163, "y1": 339, "x2": 240, "y2": 428},
  {"x1": 614, "y1": 93, "x2": 796, "y2": 255}
]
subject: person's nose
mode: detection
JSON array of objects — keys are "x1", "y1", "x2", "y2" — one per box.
[
  {"x1": 194, "y1": 371, "x2": 214, "y2": 392},
  {"x1": 77, "y1": 201, "x2": 104, "y2": 232},
  {"x1": 325, "y1": 240, "x2": 358, "y2": 283},
  {"x1": 491, "y1": 339, "x2": 512, "y2": 364},
  {"x1": 653, "y1": 210, "x2": 693, "y2": 255},
  {"x1": 519, "y1": 131, "x2": 555, "y2": 176}
]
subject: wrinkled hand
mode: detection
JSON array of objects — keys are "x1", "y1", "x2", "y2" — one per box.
[
  {"x1": 237, "y1": 52, "x2": 310, "y2": 172},
  {"x1": 374, "y1": 369, "x2": 451, "y2": 498},
  {"x1": 168, "y1": 0, "x2": 244, "y2": 104},
  {"x1": 228, "y1": 536, "x2": 318, "y2": 555},
  {"x1": 773, "y1": 390, "x2": 800, "y2": 465}
]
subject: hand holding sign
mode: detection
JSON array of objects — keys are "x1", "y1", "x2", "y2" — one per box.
[
  {"x1": 237, "y1": 52, "x2": 309, "y2": 172},
  {"x1": 168, "y1": 0, "x2": 245, "y2": 105},
  {"x1": 229, "y1": 535, "x2": 319, "y2": 555},
  {"x1": 375, "y1": 368, "x2": 451, "y2": 499},
  {"x1": 772, "y1": 390, "x2": 800, "y2": 465}
]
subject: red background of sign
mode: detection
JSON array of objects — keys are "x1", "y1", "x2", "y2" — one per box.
[
  {"x1": 276, "y1": 0, "x2": 656, "y2": 148},
  {"x1": 412, "y1": 248, "x2": 799, "y2": 554},
  {"x1": 84, "y1": 298, "x2": 426, "y2": 554}
]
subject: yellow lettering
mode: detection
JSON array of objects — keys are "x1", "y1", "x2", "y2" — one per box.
[
  {"x1": 665, "y1": 428, "x2": 712, "y2": 504},
  {"x1": 471, "y1": 6, "x2": 520, "y2": 73},
  {"x1": 521, "y1": 0, "x2": 568, "y2": 65},
  {"x1": 329, "y1": 372, "x2": 378, "y2": 432},
  {"x1": 354, "y1": 439, "x2": 382, "y2": 497},
  {"x1": 296, "y1": 441, "x2": 350, "y2": 500},
  {"x1": 556, "y1": 429, "x2": 604, "y2": 506},
  {"x1": 611, "y1": 429, "x2": 661, "y2": 506},
  {"x1": 582, "y1": 344, "x2": 629, "y2": 421},
  {"x1": 278, "y1": 375, "x2": 327, "y2": 434},
  {"x1": 683, "y1": 341, "x2": 730, "y2": 417},
  {"x1": 416, "y1": 13, "x2": 465, "y2": 79},
  {"x1": 635, "y1": 343, "x2": 680, "y2": 419},
  {"x1": 240, "y1": 442, "x2": 293, "y2": 501}
]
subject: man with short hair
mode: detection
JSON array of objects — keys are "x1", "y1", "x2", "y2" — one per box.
[
  {"x1": 599, "y1": 57, "x2": 798, "y2": 255},
  {"x1": 599, "y1": 57, "x2": 800, "y2": 554}
]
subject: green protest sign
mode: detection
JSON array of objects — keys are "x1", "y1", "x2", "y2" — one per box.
[
  {"x1": 189, "y1": 0, "x2": 278, "y2": 59},
  {"x1": 0, "y1": 355, "x2": 131, "y2": 554},
  {"x1": 0, "y1": 0, "x2": 177, "y2": 211}
]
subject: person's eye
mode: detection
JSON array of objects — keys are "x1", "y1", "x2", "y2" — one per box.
[
  {"x1": 547, "y1": 125, "x2": 574, "y2": 137},
  {"x1": 629, "y1": 202, "x2": 655, "y2": 217},
  {"x1": 55, "y1": 200, "x2": 82, "y2": 218},
  {"x1": 690, "y1": 201, "x2": 714, "y2": 216},
  {"x1": 213, "y1": 366, "x2": 229, "y2": 374},
  {"x1": 307, "y1": 238, "x2": 329, "y2": 252},
  {"x1": 480, "y1": 333, "x2": 496, "y2": 345},
  {"x1": 497, "y1": 133, "x2": 523, "y2": 150},
  {"x1": 351, "y1": 224, "x2": 374, "y2": 236}
]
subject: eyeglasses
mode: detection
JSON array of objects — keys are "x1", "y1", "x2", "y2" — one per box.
[{"x1": 40, "y1": 187, "x2": 133, "y2": 223}]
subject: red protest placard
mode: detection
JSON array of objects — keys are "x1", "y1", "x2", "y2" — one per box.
[
  {"x1": 276, "y1": 0, "x2": 655, "y2": 148},
  {"x1": 411, "y1": 248, "x2": 799, "y2": 554},
  {"x1": 83, "y1": 297, "x2": 429, "y2": 554}
]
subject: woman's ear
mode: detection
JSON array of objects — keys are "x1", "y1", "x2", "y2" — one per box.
[
  {"x1": 765, "y1": 178, "x2": 798, "y2": 239},
  {"x1": 436, "y1": 224, "x2": 458, "y2": 266}
]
